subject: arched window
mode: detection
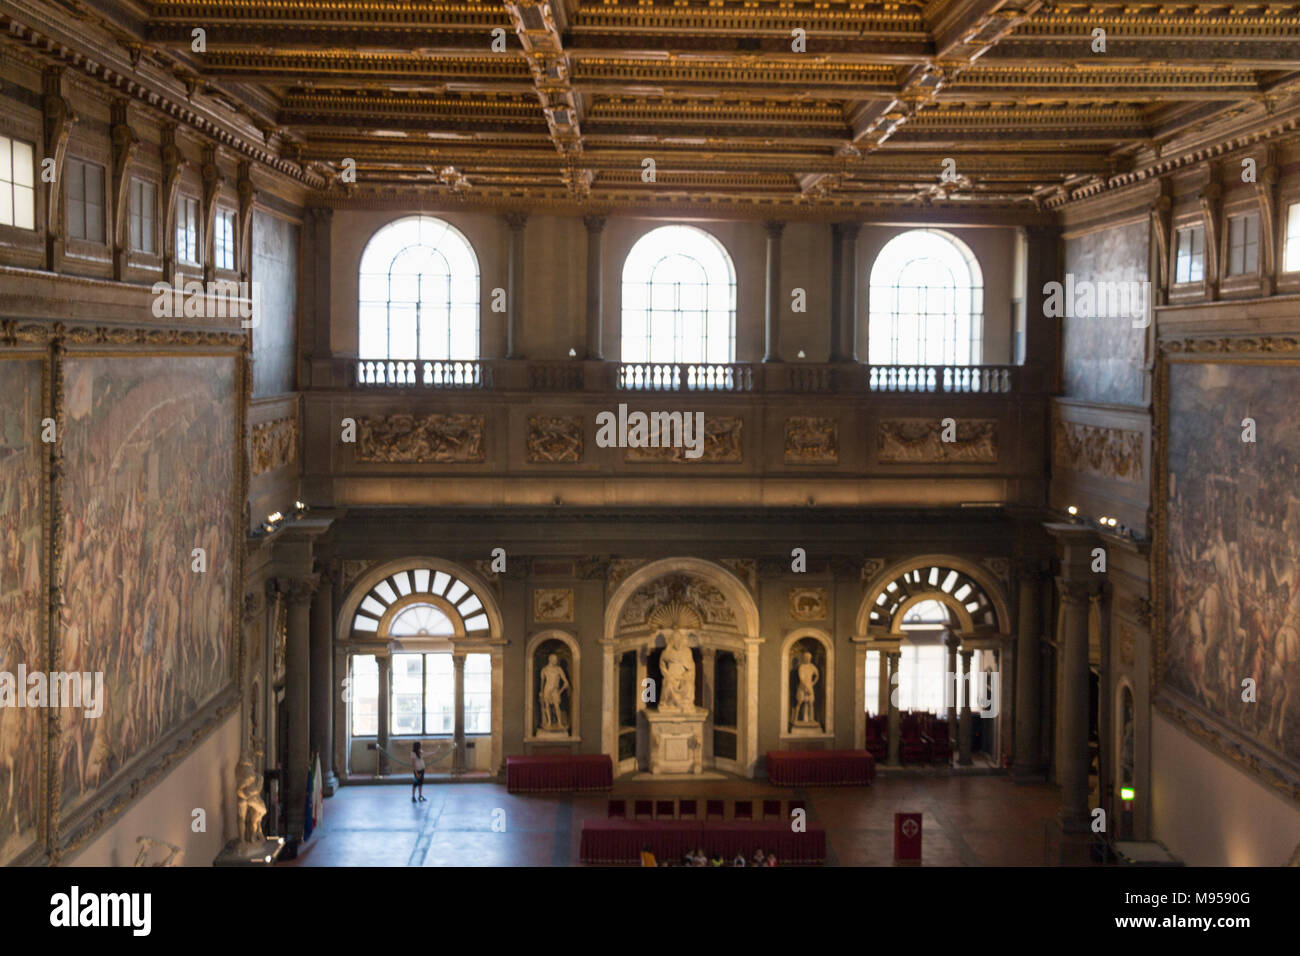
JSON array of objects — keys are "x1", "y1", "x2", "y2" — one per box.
[
  {"x1": 868, "y1": 229, "x2": 983, "y2": 366},
  {"x1": 358, "y1": 216, "x2": 479, "y2": 361},
  {"x1": 351, "y1": 567, "x2": 490, "y2": 636},
  {"x1": 621, "y1": 224, "x2": 736, "y2": 364}
]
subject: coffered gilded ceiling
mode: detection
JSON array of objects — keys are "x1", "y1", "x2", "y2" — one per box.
[{"x1": 10, "y1": 0, "x2": 1300, "y2": 214}]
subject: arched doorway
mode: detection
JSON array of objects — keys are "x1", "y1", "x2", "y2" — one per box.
[
  {"x1": 334, "y1": 558, "x2": 506, "y2": 780},
  {"x1": 602, "y1": 558, "x2": 761, "y2": 777},
  {"x1": 855, "y1": 557, "x2": 1012, "y2": 765}
]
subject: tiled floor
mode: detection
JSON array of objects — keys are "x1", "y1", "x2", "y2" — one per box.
[{"x1": 286, "y1": 773, "x2": 1066, "y2": 867}]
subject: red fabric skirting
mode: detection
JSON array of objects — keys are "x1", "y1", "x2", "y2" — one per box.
[
  {"x1": 505, "y1": 754, "x2": 613, "y2": 793},
  {"x1": 579, "y1": 820, "x2": 826, "y2": 865},
  {"x1": 765, "y1": 749, "x2": 876, "y2": 786}
]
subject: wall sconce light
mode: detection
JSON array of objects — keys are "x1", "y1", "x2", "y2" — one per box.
[
  {"x1": 1067, "y1": 505, "x2": 1078, "y2": 517},
  {"x1": 294, "y1": 500, "x2": 308, "y2": 516},
  {"x1": 262, "y1": 511, "x2": 284, "y2": 533},
  {"x1": 796, "y1": 349, "x2": 806, "y2": 359}
]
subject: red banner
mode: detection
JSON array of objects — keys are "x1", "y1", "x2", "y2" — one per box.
[{"x1": 894, "y1": 812, "x2": 922, "y2": 864}]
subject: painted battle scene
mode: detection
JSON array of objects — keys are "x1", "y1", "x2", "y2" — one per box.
[
  {"x1": 1165, "y1": 360, "x2": 1300, "y2": 767},
  {"x1": 58, "y1": 356, "x2": 236, "y2": 816},
  {"x1": 0, "y1": 360, "x2": 44, "y2": 863}
]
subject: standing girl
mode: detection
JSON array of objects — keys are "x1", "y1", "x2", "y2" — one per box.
[{"x1": 411, "y1": 742, "x2": 427, "y2": 802}]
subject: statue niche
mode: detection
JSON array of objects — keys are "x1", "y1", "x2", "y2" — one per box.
[
  {"x1": 533, "y1": 639, "x2": 573, "y2": 737},
  {"x1": 788, "y1": 637, "x2": 826, "y2": 733}
]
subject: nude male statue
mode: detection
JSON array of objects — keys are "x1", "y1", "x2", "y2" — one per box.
[
  {"x1": 794, "y1": 650, "x2": 820, "y2": 725},
  {"x1": 539, "y1": 653, "x2": 571, "y2": 730}
]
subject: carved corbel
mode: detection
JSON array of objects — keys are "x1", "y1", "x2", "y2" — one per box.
[
  {"x1": 236, "y1": 161, "x2": 255, "y2": 282},
  {"x1": 1148, "y1": 183, "x2": 1172, "y2": 303},
  {"x1": 160, "y1": 125, "x2": 186, "y2": 280},
  {"x1": 110, "y1": 99, "x2": 139, "y2": 280},
  {"x1": 1198, "y1": 169, "x2": 1222, "y2": 299},
  {"x1": 42, "y1": 67, "x2": 78, "y2": 269},
  {"x1": 201, "y1": 145, "x2": 223, "y2": 282},
  {"x1": 1255, "y1": 149, "x2": 1280, "y2": 295}
]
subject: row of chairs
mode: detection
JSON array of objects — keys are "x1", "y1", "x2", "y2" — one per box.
[
  {"x1": 864, "y1": 712, "x2": 955, "y2": 764},
  {"x1": 608, "y1": 798, "x2": 806, "y2": 821}
]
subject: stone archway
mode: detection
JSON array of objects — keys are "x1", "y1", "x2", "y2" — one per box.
[
  {"x1": 333, "y1": 557, "x2": 507, "y2": 779},
  {"x1": 853, "y1": 556, "x2": 1013, "y2": 760},
  {"x1": 602, "y1": 558, "x2": 761, "y2": 777}
]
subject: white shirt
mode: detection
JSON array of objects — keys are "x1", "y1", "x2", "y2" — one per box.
[{"x1": 412, "y1": 752, "x2": 425, "y2": 772}]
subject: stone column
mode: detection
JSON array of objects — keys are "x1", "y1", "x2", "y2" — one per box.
[
  {"x1": 376, "y1": 654, "x2": 391, "y2": 775},
  {"x1": 959, "y1": 649, "x2": 974, "y2": 765},
  {"x1": 763, "y1": 220, "x2": 784, "y2": 363},
  {"x1": 744, "y1": 639, "x2": 762, "y2": 778},
  {"x1": 1057, "y1": 579, "x2": 1095, "y2": 832},
  {"x1": 285, "y1": 577, "x2": 317, "y2": 839},
  {"x1": 832, "y1": 222, "x2": 860, "y2": 362},
  {"x1": 702, "y1": 648, "x2": 716, "y2": 763},
  {"x1": 1013, "y1": 562, "x2": 1044, "y2": 779},
  {"x1": 309, "y1": 579, "x2": 338, "y2": 795},
  {"x1": 945, "y1": 634, "x2": 959, "y2": 745},
  {"x1": 600, "y1": 642, "x2": 616, "y2": 763},
  {"x1": 452, "y1": 651, "x2": 467, "y2": 773},
  {"x1": 886, "y1": 651, "x2": 901, "y2": 765},
  {"x1": 583, "y1": 215, "x2": 606, "y2": 360},
  {"x1": 504, "y1": 212, "x2": 527, "y2": 359},
  {"x1": 489, "y1": 646, "x2": 504, "y2": 776}
]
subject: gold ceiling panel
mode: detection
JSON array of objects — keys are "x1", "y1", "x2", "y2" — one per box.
[{"x1": 5, "y1": 0, "x2": 1299, "y2": 212}]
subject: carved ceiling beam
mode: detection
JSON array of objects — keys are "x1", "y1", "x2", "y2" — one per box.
[
  {"x1": 504, "y1": 0, "x2": 589, "y2": 201},
  {"x1": 802, "y1": 0, "x2": 1043, "y2": 201}
]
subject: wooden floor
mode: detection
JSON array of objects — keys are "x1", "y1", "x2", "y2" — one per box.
[{"x1": 286, "y1": 773, "x2": 1065, "y2": 866}]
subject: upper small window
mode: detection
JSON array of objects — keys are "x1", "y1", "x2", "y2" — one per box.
[
  {"x1": 66, "y1": 158, "x2": 105, "y2": 243},
  {"x1": 0, "y1": 135, "x2": 35, "y2": 230},
  {"x1": 868, "y1": 229, "x2": 983, "y2": 366},
  {"x1": 1226, "y1": 211, "x2": 1259, "y2": 276},
  {"x1": 1174, "y1": 225, "x2": 1205, "y2": 284},
  {"x1": 129, "y1": 178, "x2": 156, "y2": 253},
  {"x1": 176, "y1": 195, "x2": 201, "y2": 265},
  {"x1": 621, "y1": 224, "x2": 736, "y2": 365},
  {"x1": 214, "y1": 208, "x2": 235, "y2": 270},
  {"x1": 1284, "y1": 203, "x2": 1300, "y2": 273},
  {"x1": 358, "y1": 216, "x2": 480, "y2": 361}
]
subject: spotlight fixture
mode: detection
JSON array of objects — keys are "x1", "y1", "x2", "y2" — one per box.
[
  {"x1": 294, "y1": 500, "x2": 308, "y2": 516},
  {"x1": 568, "y1": 347, "x2": 577, "y2": 357},
  {"x1": 1067, "y1": 505, "x2": 1078, "y2": 516},
  {"x1": 797, "y1": 349, "x2": 806, "y2": 359},
  {"x1": 262, "y1": 511, "x2": 284, "y2": 534}
]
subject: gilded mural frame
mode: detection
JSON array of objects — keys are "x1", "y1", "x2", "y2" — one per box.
[
  {"x1": 45, "y1": 328, "x2": 249, "y2": 860},
  {"x1": 0, "y1": 323, "x2": 53, "y2": 866},
  {"x1": 1151, "y1": 335, "x2": 1300, "y2": 803}
]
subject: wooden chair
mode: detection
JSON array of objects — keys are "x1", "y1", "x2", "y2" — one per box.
[{"x1": 607, "y1": 799, "x2": 626, "y2": 819}]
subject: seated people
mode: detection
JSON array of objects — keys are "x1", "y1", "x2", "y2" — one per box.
[
  {"x1": 640, "y1": 844, "x2": 656, "y2": 867},
  {"x1": 751, "y1": 847, "x2": 766, "y2": 867},
  {"x1": 732, "y1": 852, "x2": 747, "y2": 867},
  {"x1": 710, "y1": 851, "x2": 725, "y2": 867},
  {"x1": 765, "y1": 853, "x2": 777, "y2": 867}
]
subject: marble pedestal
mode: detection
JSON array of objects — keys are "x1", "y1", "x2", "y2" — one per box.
[{"x1": 645, "y1": 708, "x2": 708, "y2": 774}]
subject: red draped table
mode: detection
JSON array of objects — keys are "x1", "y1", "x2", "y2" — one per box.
[
  {"x1": 579, "y1": 820, "x2": 826, "y2": 864},
  {"x1": 505, "y1": 754, "x2": 613, "y2": 793},
  {"x1": 766, "y1": 749, "x2": 876, "y2": 786}
]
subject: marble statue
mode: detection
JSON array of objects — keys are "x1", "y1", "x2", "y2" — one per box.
[
  {"x1": 659, "y1": 630, "x2": 696, "y2": 713},
  {"x1": 236, "y1": 748, "x2": 267, "y2": 846},
  {"x1": 793, "y1": 650, "x2": 820, "y2": 727},
  {"x1": 538, "y1": 652, "x2": 571, "y2": 731}
]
